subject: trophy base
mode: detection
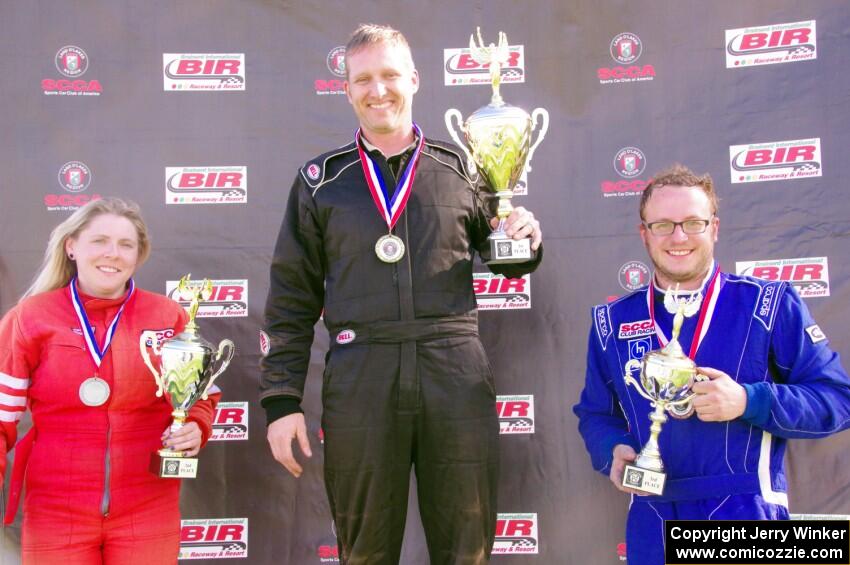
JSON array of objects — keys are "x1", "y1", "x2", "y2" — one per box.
[
  {"x1": 487, "y1": 236, "x2": 533, "y2": 264},
  {"x1": 622, "y1": 463, "x2": 666, "y2": 495},
  {"x1": 151, "y1": 452, "x2": 199, "y2": 478}
]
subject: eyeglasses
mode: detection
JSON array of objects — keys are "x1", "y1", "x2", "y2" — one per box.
[{"x1": 643, "y1": 216, "x2": 714, "y2": 236}]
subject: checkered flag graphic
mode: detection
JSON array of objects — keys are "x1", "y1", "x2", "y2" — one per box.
[{"x1": 512, "y1": 538, "x2": 536, "y2": 548}]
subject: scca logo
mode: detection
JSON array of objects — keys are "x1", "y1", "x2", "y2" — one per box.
[
  {"x1": 42, "y1": 79, "x2": 103, "y2": 93},
  {"x1": 316, "y1": 545, "x2": 339, "y2": 560},
  {"x1": 143, "y1": 328, "x2": 175, "y2": 347},
  {"x1": 44, "y1": 193, "x2": 102, "y2": 208},
  {"x1": 601, "y1": 147, "x2": 649, "y2": 198},
  {"x1": 597, "y1": 65, "x2": 655, "y2": 81},
  {"x1": 315, "y1": 78, "x2": 345, "y2": 94},
  {"x1": 618, "y1": 319, "x2": 654, "y2": 339},
  {"x1": 601, "y1": 180, "x2": 646, "y2": 194}
]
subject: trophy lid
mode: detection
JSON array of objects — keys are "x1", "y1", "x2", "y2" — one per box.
[{"x1": 468, "y1": 102, "x2": 531, "y2": 124}]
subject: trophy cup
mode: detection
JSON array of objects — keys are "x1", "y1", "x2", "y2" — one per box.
[
  {"x1": 620, "y1": 287, "x2": 705, "y2": 495},
  {"x1": 140, "y1": 275, "x2": 235, "y2": 478},
  {"x1": 445, "y1": 28, "x2": 548, "y2": 264}
]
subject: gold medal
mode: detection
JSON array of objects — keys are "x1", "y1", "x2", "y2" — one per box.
[
  {"x1": 79, "y1": 376, "x2": 110, "y2": 406},
  {"x1": 375, "y1": 234, "x2": 405, "y2": 263}
]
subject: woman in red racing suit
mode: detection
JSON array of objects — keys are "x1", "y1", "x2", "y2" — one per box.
[{"x1": 0, "y1": 198, "x2": 220, "y2": 564}]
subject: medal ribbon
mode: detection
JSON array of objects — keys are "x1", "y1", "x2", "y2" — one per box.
[
  {"x1": 70, "y1": 276, "x2": 135, "y2": 368},
  {"x1": 356, "y1": 123, "x2": 425, "y2": 230},
  {"x1": 646, "y1": 265, "x2": 720, "y2": 359}
]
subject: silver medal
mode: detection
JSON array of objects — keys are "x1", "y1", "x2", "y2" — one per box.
[
  {"x1": 375, "y1": 234, "x2": 405, "y2": 263},
  {"x1": 79, "y1": 376, "x2": 110, "y2": 406}
]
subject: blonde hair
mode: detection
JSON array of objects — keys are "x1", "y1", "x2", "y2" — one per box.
[
  {"x1": 21, "y1": 198, "x2": 150, "y2": 300},
  {"x1": 344, "y1": 23, "x2": 414, "y2": 78}
]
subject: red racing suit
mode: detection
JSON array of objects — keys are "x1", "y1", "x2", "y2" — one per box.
[{"x1": 0, "y1": 285, "x2": 220, "y2": 564}]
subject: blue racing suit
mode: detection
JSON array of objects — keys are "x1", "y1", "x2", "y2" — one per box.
[{"x1": 573, "y1": 266, "x2": 850, "y2": 565}]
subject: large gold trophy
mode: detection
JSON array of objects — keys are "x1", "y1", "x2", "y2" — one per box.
[
  {"x1": 140, "y1": 275, "x2": 235, "y2": 478},
  {"x1": 620, "y1": 288, "x2": 705, "y2": 495},
  {"x1": 445, "y1": 28, "x2": 548, "y2": 263}
]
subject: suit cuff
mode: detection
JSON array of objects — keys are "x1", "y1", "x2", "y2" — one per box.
[
  {"x1": 740, "y1": 382, "x2": 771, "y2": 427},
  {"x1": 262, "y1": 396, "x2": 303, "y2": 426}
]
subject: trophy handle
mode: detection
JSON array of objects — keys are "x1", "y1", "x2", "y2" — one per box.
[
  {"x1": 525, "y1": 108, "x2": 549, "y2": 173},
  {"x1": 139, "y1": 330, "x2": 166, "y2": 397},
  {"x1": 201, "y1": 339, "x2": 235, "y2": 400},
  {"x1": 444, "y1": 108, "x2": 476, "y2": 174},
  {"x1": 623, "y1": 359, "x2": 656, "y2": 403}
]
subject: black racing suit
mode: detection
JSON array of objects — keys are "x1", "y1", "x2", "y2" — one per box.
[{"x1": 260, "y1": 137, "x2": 541, "y2": 565}]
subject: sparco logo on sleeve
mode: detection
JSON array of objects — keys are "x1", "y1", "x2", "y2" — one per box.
[
  {"x1": 729, "y1": 138, "x2": 821, "y2": 184},
  {"x1": 166, "y1": 279, "x2": 248, "y2": 318},
  {"x1": 473, "y1": 273, "x2": 531, "y2": 310},
  {"x1": 493, "y1": 513, "x2": 538, "y2": 554},
  {"x1": 179, "y1": 518, "x2": 248, "y2": 559},
  {"x1": 497, "y1": 395, "x2": 535, "y2": 434},
  {"x1": 443, "y1": 44, "x2": 525, "y2": 86},
  {"x1": 736, "y1": 257, "x2": 829, "y2": 298},
  {"x1": 726, "y1": 20, "x2": 816, "y2": 68},
  {"x1": 166, "y1": 166, "x2": 247, "y2": 204},
  {"x1": 210, "y1": 402, "x2": 249, "y2": 441},
  {"x1": 163, "y1": 53, "x2": 245, "y2": 91}
]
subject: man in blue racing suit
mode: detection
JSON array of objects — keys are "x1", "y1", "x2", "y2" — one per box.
[{"x1": 573, "y1": 164, "x2": 850, "y2": 565}]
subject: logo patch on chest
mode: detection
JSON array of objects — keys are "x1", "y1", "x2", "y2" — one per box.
[
  {"x1": 618, "y1": 319, "x2": 654, "y2": 339},
  {"x1": 142, "y1": 328, "x2": 176, "y2": 347},
  {"x1": 628, "y1": 338, "x2": 652, "y2": 361}
]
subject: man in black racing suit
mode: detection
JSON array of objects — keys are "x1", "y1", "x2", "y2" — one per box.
[{"x1": 260, "y1": 24, "x2": 543, "y2": 565}]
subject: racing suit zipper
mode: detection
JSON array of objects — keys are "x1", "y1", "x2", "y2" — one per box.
[{"x1": 100, "y1": 423, "x2": 111, "y2": 516}]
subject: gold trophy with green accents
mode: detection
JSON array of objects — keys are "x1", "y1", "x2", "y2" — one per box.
[
  {"x1": 140, "y1": 275, "x2": 235, "y2": 478},
  {"x1": 620, "y1": 287, "x2": 705, "y2": 495},
  {"x1": 445, "y1": 28, "x2": 549, "y2": 263}
]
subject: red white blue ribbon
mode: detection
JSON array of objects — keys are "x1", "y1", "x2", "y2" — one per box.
[
  {"x1": 356, "y1": 123, "x2": 424, "y2": 230},
  {"x1": 70, "y1": 276, "x2": 135, "y2": 367},
  {"x1": 647, "y1": 265, "x2": 721, "y2": 360}
]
